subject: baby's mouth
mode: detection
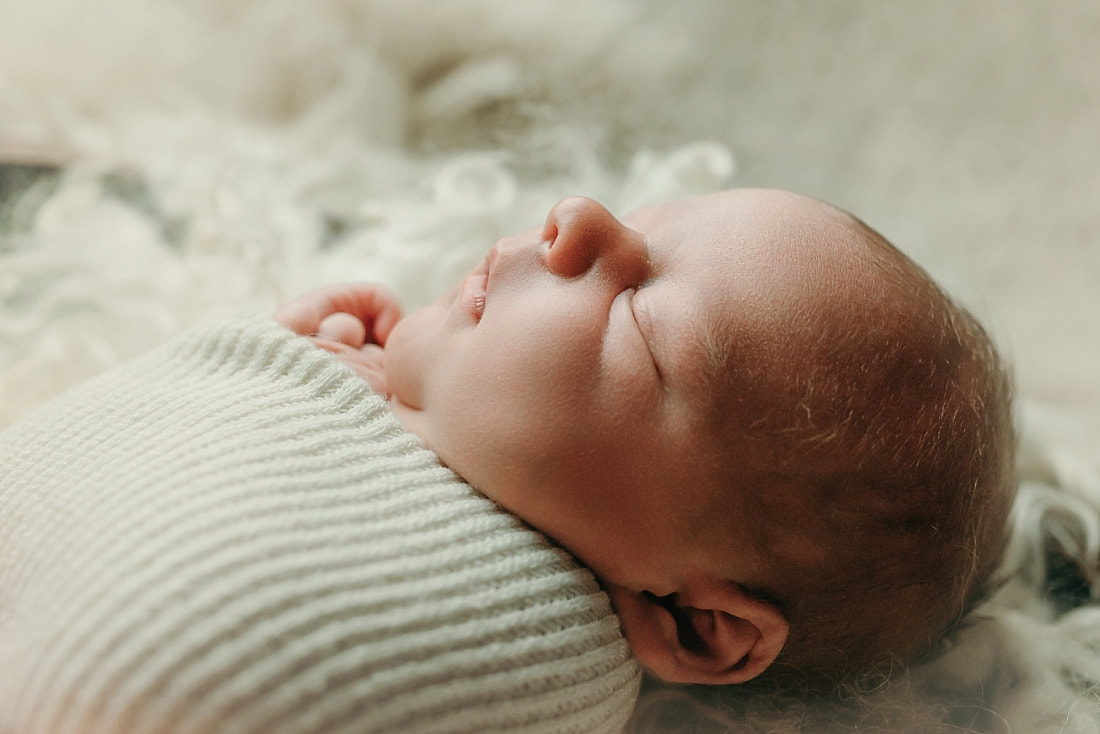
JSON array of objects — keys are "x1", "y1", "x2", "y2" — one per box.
[{"x1": 461, "y1": 255, "x2": 490, "y2": 323}]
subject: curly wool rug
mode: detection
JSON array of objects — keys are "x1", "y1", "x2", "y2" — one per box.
[{"x1": 3, "y1": 1, "x2": 1100, "y2": 731}]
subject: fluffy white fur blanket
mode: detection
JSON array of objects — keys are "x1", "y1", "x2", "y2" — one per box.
[{"x1": 3, "y1": 1, "x2": 1099, "y2": 731}]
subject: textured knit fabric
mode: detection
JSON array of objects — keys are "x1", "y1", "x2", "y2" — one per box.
[{"x1": 0, "y1": 318, "x2": 641, "y2": 734}]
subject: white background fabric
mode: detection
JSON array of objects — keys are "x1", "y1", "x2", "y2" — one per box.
[{"x1": 1, "y1": 2, "x2": 1099, "y2": 731}]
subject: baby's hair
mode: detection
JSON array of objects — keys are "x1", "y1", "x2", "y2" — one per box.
[{"x1": 700, "y1": 212, "x2": 1016, "y2": 687}]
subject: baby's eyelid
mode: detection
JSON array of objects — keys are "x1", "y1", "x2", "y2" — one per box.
[{"x1": 629, "y1": 290, "x2": 663, "y2": 381}]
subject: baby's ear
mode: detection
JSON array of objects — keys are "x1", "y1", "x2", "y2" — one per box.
[{"x1": 606, "y1": 581, "x2": 788, "y2": 685}]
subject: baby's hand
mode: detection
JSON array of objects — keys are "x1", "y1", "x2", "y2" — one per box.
[{"x1": 274, "y1": 283, "x2": 403, "y2": 397}]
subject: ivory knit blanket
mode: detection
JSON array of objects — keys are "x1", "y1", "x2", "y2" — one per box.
[{"x1": 0, "y1": 318, "x2": 641, "y2": 734}]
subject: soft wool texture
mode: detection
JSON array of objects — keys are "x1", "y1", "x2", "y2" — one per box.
[
  {"x1": 0, "y1": 318, "x2": 641, "y2": 734},
  {"x1": 3, "y1": 1, "x2": 1100, "y2": 731}
]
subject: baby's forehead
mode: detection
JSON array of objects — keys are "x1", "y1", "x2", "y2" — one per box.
[
  {"x1": 635, "y1": 191, "x2": 888, "y2": 295},
  {"x1": 624, "y1": 187, "x2": 928, "y2": 366}
]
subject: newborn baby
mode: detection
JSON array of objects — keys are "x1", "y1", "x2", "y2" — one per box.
[{"x1": 277, "y1": 188, "x2": 1017, "y2": 687}]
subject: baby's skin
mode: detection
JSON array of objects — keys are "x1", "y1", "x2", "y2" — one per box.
[{"x1": 275, "y1": 189, "x2": 1009, "y2": 686}]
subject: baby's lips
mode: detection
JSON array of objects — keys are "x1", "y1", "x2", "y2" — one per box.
[{"x1": 461, "y1": 270, "x2": 488, "y2": 323}]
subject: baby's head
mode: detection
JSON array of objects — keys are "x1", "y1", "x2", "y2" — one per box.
[{"x1": 384, "y1": 189, "x2": 1016, "y2": 687}]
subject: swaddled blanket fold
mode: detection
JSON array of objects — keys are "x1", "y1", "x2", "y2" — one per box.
[{"x1": 0, "y1": 318, "x2": 641, "y2": 734}]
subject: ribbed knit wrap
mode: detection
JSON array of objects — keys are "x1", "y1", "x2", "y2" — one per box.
[{"x1": 0, "y1": 318, "x2": 641, "y2": 734}]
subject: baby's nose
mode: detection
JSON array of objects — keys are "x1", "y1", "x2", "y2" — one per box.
[{"x1": 542, "y1": 197, "x2": 648, "y2": 282}]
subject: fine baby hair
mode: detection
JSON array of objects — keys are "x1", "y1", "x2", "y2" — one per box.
[{"x1": 702, "y1": 213, "x2": 1017, "y2": 686}]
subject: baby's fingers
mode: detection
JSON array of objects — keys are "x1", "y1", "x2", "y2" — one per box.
[
  {"x1": 349, "y1": 288, "x2": 402, "y2": 346},
  {"x1": 317, "y1": 312, "x2": 367, "y2": 348},
  {"x1": 274, "y1": 283, "x2": 403, "y2": 345},
  {"x1": 273, "y1": 300, "x2": 324, "y2": 335}
]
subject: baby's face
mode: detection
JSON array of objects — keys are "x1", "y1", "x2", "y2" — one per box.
[{"x1": 385, "y1": 189, "x2": 867, "y2": 601}]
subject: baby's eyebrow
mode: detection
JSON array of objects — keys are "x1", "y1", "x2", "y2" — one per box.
[{"x1": 632, "y1": 298, "x2": 663, "y2": 381}]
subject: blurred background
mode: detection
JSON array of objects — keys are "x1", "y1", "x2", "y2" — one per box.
[
  {"x1": 3, "y1": 0, "x2": 1097, "y2": 450},
  {"x1": 2, "y1": 2, "x2": 1099, "y2": 728}
]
